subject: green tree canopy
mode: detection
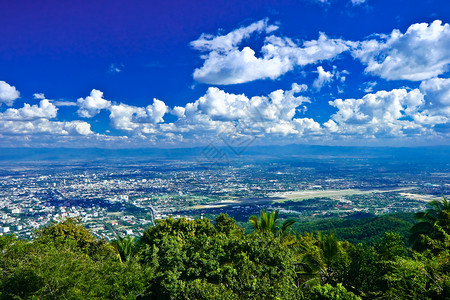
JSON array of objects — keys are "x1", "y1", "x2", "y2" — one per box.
[{"x1": 409, "y1": 195, "x2": 450, "y2": 251}]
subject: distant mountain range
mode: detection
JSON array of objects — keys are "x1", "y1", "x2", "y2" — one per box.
[{"x1": 0, "y1": 144, "x2": 449, "y2": 164}]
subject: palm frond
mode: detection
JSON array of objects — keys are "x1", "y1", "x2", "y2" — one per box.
[
  {"x1": 249, "y1": 215, "x2": 260, "y2": 231},
  {"x1": 281, "y1": 219, "x2": 296, "y2": 233}
]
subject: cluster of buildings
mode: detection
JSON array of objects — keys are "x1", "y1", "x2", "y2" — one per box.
[{"x1": 0, "y1": 160, "x2": 447, "y2": 240}]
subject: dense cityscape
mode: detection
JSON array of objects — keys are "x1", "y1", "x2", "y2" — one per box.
[{"x1": 1, "y1": 147, "x2": 448, "y2": 241}]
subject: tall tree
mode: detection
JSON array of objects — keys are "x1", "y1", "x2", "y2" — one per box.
[
  {"x1": 111, "y1": 236, "x2": 137, "y2": 263},
  {"x1": 409, "y1": 195, "x2": 450, "y2": 251},
  {"x1": 249, "y1": 210, "x2": 296, "y2": 236}
]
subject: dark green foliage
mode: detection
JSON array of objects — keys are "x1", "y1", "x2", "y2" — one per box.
[
  {"x1": 306, "y1": 283, "x2": 361, "y2": 299},
  {"x1": 374, "y1": 232, "x2": 406, "y2": 260},
  {"x1": 409, "y1": 195, "x2": 450, "y2": 251},
  {"x1": 293, "y1": 212, "x2": 416, "y2": 244},
  {"x1": 140, "y1": 215, "x2": 303, "y2": 299},
  {"x1": 341, "y1": 242, "x2": 384, "y2": 297},
  {"x1": 249, "y1": 209, "x2": 296, "y2": 236},
  {"x1": 34, "y1": 218, "x2": 115, "y2": 259},
  {"x1": 0, "y1": 219, "x2": 149, "y2": 299},
  {"x1": 1, "y1": 206, "x2": 449, "y2": 299},
  {"x1": 316, "y1": 232, "x2": 351, "y2": 285},
  {"x1": 141, "y1": 215, "x2": 217, "y2": 245},
  {"x1": 0, "y1": 234, "x2": 17, "y2": 250},
  {"x1": 214, "y1": 213, "x2": 242, "y2": 235},
  {"x1": 183, "y1": 279, "x2": 238, "y2": 299},
  {"x1": 112, "y1": 235, "x2": 138, "y2": 263},
  {"x1": 337, "y1": 231, "x2": 447, "y2": 299}
]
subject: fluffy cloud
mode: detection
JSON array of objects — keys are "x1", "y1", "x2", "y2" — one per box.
[
  {"x1": 67, "y1": 82, "x2": 450, "y2": 144},
  {"x1": 164, "y1": 83, "x2": 315, "y2": 142},
  {"x1": 265, "y1": 118, "x2": 321, "y2": 136},
  {"x1": 0, "y1": 81, "x2": 20, "y2": 106},
  {"x1": 193, "y1": 19, "x2": 450, "y2": 84},
  {"x1": 109, "y1": 99, "x2": 168, "y2": 131},
  {"x1": 191, "y1": 18, "x2": 277, "y2": 52},
  {"x1": 76, "y1": 89, "x2": 168, "y2": 131},
  {"x1": 109, "y1": 105, "x2": 145, "y2": 131},
  {"x1": 0, "y1": 119, "x2": 92, "y2": 136},
  {"x1": 171, "y1": 106, "x2": 186, "y2": 118},
  {"x1": 419, "y1": 77, "x2": 450, "y2": 117},
  {"x1": 251, "y1": 83, "x2": 309, "y2": 122},
  {"x1": 354, "y1": 20, "x2": 450, "y2": 81},
  {"x1": 197, "y1": 88, "x2": 249, "y2": 120},
  {"x1": 62, "y1": 121, "x2": 93, "y2": 135},
  {"x1": 0, "y1": 99, "x2": 58, "y2": 121},
  {"x1": 325, "y1": 88, "x2": 449, "y2": 138},
  {"x1": 263, "y1": 34, "x2": 351, "y2": 66},
  {"x1": 330, "y1": 89, "x2": 423, "y2": 123},
  {"x1": 99, "y1": 83, "x2": 314, "y2": 144},
  {"x1": 193, "y1": 46, "x2": 293, "y2": 85},
  {"x1": 312, "y1": 66, "x2": 347, "y2": 90},
  {"x1": 184, "y1": 83, "x2": 309, "y2": 123},
  {"x1": 313, "y1": 66, "x2": 333, "y2": 90},
  {"x1": 192, "y1": 20, "x2": 352, "y2": 85},
  {"x1": 146, "y1": 99, "x2": 169, "y2": 123},
  {"x1": 0, "y1": 97, "x2": 92, "y2": 137},
  {"x1": 77, "y1": 89, "x2": 111, "y2": 118}
]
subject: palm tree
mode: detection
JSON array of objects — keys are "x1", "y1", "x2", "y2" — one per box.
[
  {"x1": 249, "y1": 210, "x2": 296, "y2": 235},
  {"x1": 409, "y1": 195, "x2": 450, "y2": 251},
  {"x1": 317, "y1": 232, "x2": 340, "y2": 265},
  {"x1": 294, "y1": 242, "x2": 323, "y2": 288},
  {"x1": 111, "y1": 235, "x2": 136, "y2": 263},
  {"x1": 295, "y1": 253, "x2": 322, "y2": 288},
  {"x1": 317, "y1": 232, "x2": 341, "y2": 283}
]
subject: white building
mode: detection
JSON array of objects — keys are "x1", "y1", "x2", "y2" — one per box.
[{"x1": 0, "y1": 227, "x2": 10, "y2": 234}]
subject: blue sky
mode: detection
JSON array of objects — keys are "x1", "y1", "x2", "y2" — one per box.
[{"x1": 1, "y1": 0, "x2": 449, "y2": 148}]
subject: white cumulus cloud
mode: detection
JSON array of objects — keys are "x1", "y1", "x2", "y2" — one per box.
[
  {"x1": 63, "y1": 121, "x2": 93, "y2": 135},
  {"x1": 325, "y1": 88, "x2": 449, "y2": 139},
  {"x1": 0, "y1": 99, "x2": 58, "y2": 121},
  {"x1": 165, "y1": 83, "x2": 313, "y2": 142},
  {"x1": 109, "y1": 99, "x2": 168, "y2": 131},
  {"x1": 313, "y1": 66, "x2": 334, "y2": 90},
  {"x1": 192, "y1": 20, "x2": 352, "y2": 85},
  {"x1": 354, "y1": 20, "x2": 450, "y2": 81},
  {"x1": 77, "y1": 89, "x2": 112, "y2": 118},
  {"x1": 180, "y1": 83, "x2": 309, "y2": 124},
  {"x1": 419, "y1": 77, "x2": 450, "y2": 117},
  {"x1": 0, "y1": 119, "x2": 92, "y2": 136},
  {"x1": 197, "y1": 88, "x2": 249, "y2": 120},
  {"x1": 0, "y1": 97, "x2": 92, "y2": 137},
  {"x1": 0, "y1": 81, "x2": 20, "y2": 106},
  {"x1": 191, "y1": 18, "x2": 277, "y2": 52}
]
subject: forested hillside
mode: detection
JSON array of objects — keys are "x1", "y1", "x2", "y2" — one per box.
[
  {"x1": 0, "y1": 198, "x2": 449, "y2": 299},
  {"x1": 291, "y1": 212, "x2": 416, "y2": 244}
]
